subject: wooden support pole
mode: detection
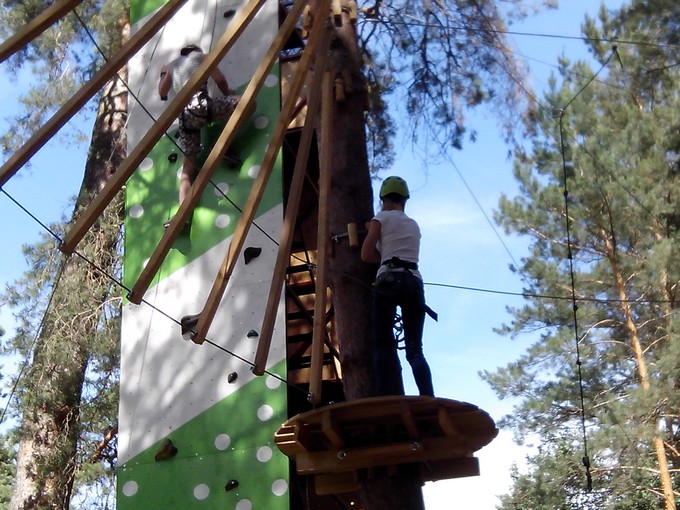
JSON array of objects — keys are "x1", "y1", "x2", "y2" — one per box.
[
  {"x1": 252, "y1": 29, "x2": 330, "y2": 375},
  {"x1": 189, "y1": 0, "x2": 332, "y2": 345},
  {"x1": 61, "y1": 0, "x2": 266, "y2": 258},
  {"x1": 308, "y1": 69, "x2": 333, "y2": 403},
  {"x1": 0, "y1": 0, "x2": 85, "y2": 63},
  {"x1": 0, "y1": 0, "x2": 188, "y2": 190}
]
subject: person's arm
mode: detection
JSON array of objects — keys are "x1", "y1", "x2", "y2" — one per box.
[
  {"x1": 210, "y1": 64, "x2": 231, "y2": 96},
  {"x1": 158, "y1": 64, "x2": 171, "y2": 100},
  {"x1": 361, "y1": 219, "x2": 382, "y2": 263}
]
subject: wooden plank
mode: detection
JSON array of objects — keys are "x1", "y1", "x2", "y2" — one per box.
[
  {"x1": 294, "y1": 435, "x2": 471, "y2": 474},
  {"x1": 420, "y1": 457, "x2": 480, "y2": 483},
  {"x1": 1, "y1": 0, "x2": 189, "y2": 190},
  {"x1": 0, "y1": 0, "x2": 85, "y2": 63},
  {"x1": 124, "y1": 0, "x2": 303, "y2": 304},
  {"x1": 308, "y1": 69, "x2": 333, "y2": 403},
  {"x1": 321, "y1": 410, "x2": 345, "y2": 448},
  {"x1": 314, "y1": 472, "x2": 358, "y2": 496},
  {"x1": 287, "y1": 364, "x2": 339, "y2": 385},
  {"x1": 280, "y1": 60, "x2": 308, "y2": 129},
  {"x1": 438, "y1": 405, "x2": 467, "y2": 443},
  {"x1": 251, "y1": 28, "x2": 328, "y2": 374},
  {"x1": 190, "y1": 0, "x2": 332, "y2": 344},
  {"x1": 400, "y1": 400, "x2": 420, "y2": 440}
]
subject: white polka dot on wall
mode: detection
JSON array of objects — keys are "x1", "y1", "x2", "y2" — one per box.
[
  {"x1": 235, "y1": 499, "x2": 252, "y2": 510},
  {"x1": 142, "y1": 258, "x2": 150, "y2": 268},
  {"x1": 266, "y1": 375, "x2": 281, "y2": 389},
  {"x1": 271, "y1": 479, "x2": 288, "y2": 496},
  {"x1": 257, "y1": 404, "x2": 274, "y2": 421},
  {"x1": 122, "y1": 480, "x2": 138, "y2": 497},
  {"x1": 213, "y1": 182, "x2": 230, "y2": 196},
  {"x1": 139, "y1": 157, "x2": 153, "y2": 171},
  {"x1": 264, "y1": 74, "x2": 277, "y2": 87},
  {"x1": 129, "y1": 205, "x2": 144, "y2": 219},
  {"x1": 193, "y1": 484, "x2": 210, "y2": 500},
  {"x1": 215, "y1": 214, "x2": 231, "y2": 229},
  {"x1": 256, "y1": 445, "x2": 273, "y2": 462},
  {"x1": 214, "y1": 433, "x2": 231, "y2": 450},
  {"x1": 254, "y1": 116, "x2": 269, "y2": 129},
  {"x1": 248, "y1": 165, "x2": 260, "y2": 179}
]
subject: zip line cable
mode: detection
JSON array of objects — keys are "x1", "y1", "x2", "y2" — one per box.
[{"x1": 379, "y1": 16, "x2": 680, "y2": 51}]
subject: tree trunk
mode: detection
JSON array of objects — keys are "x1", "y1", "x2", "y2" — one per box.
[
  {"x1": 325, "y1": 5, "x2": 426, "y2": 509},
  {"x1": 10, "y1": 39, "x2": 128, "y2": 510},
  {"x1": 605, "y1": 231, "x2": 677, "y2": 510}
]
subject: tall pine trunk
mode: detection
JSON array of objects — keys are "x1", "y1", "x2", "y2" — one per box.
[
  {"x1": 325, "y1": 5, "x2": 426, "y2": 509},
  {"x1": 10, "y1": 30, "x2": 129, "y2": 509}
]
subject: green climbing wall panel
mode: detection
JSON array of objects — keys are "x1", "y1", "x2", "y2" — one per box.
[{"x1": 119, "y1": 1, "x2": 289, "y2": 509}]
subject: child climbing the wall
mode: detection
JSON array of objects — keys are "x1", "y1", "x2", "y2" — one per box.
[
  {"x1": 158, "y1": 44, "x2": 249, "y2": 225},
  {"x1": 361, "y1": 176, "x2": 435, "y2": 398}
]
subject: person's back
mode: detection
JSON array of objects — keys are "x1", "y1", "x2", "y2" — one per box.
[
  {"x1": 361, "y1": 176, "x2": 434, "y2": 397},
  {"x1": 169, "y1": 50, "x2": 205, "y2": 97}
]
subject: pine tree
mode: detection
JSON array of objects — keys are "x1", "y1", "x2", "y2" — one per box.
[
  {"x1": 484, "y1": 1, "x2": 680, "y2": 508},
  {"x1": 0, "y1": 0, "x2": 129, "y2": 508}
]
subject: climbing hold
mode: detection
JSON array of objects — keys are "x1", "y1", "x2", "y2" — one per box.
[
  {"x1": 228, "y1": 372, "x2": 238, "y2": 384},
  {"x1": 243, "y1": 246, "x2": 262, "y2": 265},
  {"x1": 168, "y1": 152, "x2": 178, "y2": 163},
  {"x1": 247, "y1": 329, "x2": 259, "y2": 338},
  {"x1": 154, "y1": 438, "x2": 178, "y2": 461},
  {"x1": 224, "y1": 9, "x2": 236, "y2": 18},
  {"x1": 224, "y1": 479, "x2": 239, "y2": 491},
  {"x1": 181, "y1": 313, "x2": 201, "y2": 341}
]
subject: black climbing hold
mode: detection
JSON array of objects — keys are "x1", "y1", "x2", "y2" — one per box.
[
  {"x1": 154, "y1": 438, "x2": 178, "y2": 461},
  {"x1": 168, "y1": 152, "x2": 178, "y2": 163},
  {"x1": 224, "y1": 9, "x2": 236, "y2": 18},
  {"x1": 225, "y1": 479, "x2": 239, "y2": 491},
  {"x1": 247, "y1": 329, "x2": 259, "y2": 338},
  {"x1": 181, "y1": 313, "x2": 201, "y2": 341},
  {"x1": 228, "y1": 372, "x2": 238, "y2": 383},
  {"x1": 244, "y1": 246, "x2": 262, "y2": 265}
]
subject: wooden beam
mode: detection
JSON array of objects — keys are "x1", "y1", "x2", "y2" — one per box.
[
  {"x1": 295, "y1": 435, "x2": 471, "y2": 474},
  {"x1": 251, "y1": 29, "x2": 329, "y2": 375},
  {"x1": 0, "y1": 0, "x2": 189, "y2": 190},
  {"x1": 189, "y1": 0, "x2": 332, "y2": 345},
  {"x1": 321, "y1": 410, "x2": 345, "y2": 448},
  {"x1": 400, "y1": 400, "x2": 420, "y2": 440},
  {"x1": 61, "y1": 0, "x2": 266, "y2": 258},
  {"x1": 0, "y1": 0, "x2": 85, "y2": 63},
  {"x1": 308, "y1": 69, "x2": 333, "y2": 403}
]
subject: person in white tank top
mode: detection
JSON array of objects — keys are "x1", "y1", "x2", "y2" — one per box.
[{"x1": 361, "y1": 176, "x2": 434, "y2": 397}]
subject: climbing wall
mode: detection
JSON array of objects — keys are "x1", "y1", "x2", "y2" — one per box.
[{"x1": 118, "y1": 1, "x2": 289, "y2": 508}]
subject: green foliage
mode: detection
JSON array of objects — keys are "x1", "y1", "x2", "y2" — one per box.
[
  {"x1": 486, "y1": 1, "x2": 680, "y2": 508},
  {"x1": 0, "y1": 0, "x2": 128, "y2": 156},
  {"x1": 0, "y1": 432, "x2": 16, "y2": 507},
  {"x1": 357, "y1": 0, "x2": 556, "y2": 164}
]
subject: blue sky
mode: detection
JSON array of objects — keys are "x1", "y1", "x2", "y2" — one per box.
[{"x1": 0, "y1": 1, "x2": 627, "y2": 508}]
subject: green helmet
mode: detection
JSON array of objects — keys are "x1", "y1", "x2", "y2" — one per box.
[{"x1": 379, "y1": 176, "x2": 410, "y2": 199}]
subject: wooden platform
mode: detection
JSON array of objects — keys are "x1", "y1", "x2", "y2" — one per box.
[{"x1": 274, "y1": 396, "x2": 498, "y2": 495}]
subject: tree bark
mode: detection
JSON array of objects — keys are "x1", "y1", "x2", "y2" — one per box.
[
  {"x1": 324, "y1": 5, "x2": 426, "y2": 509},
  {"x1": 10, "y1": 34, "x2": 128, "y2": 510}
]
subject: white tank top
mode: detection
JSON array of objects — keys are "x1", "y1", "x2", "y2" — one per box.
[{"x1": 373, "y1": 209, "x2": 422, "y2": 280}]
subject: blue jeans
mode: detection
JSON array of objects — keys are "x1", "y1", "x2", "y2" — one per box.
[{"x1": 371, "y1": 270, "x2": 434, "y2": 397}]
